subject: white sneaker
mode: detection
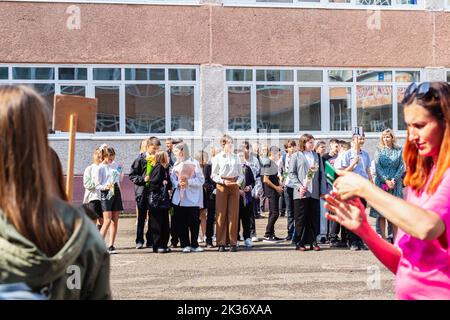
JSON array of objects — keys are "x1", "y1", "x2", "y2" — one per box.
[
  {"x1": 182, "y1": 246, "x2": 192, "y2": 253},
  {"x1": 212, "y1": 235, "x2": 216, "y2": 242},
  {"x1": 251, "y1": 236, "x2": 260, "y2": 242},
  {"x1": 191, "y1": 246, "x2": 204, "y2": 252},
  {"x1": 244, "y1": 238, "x2": 253, "y2": 247},
  {"x1": 236, "y1": 241, "x2": 240, "y2": 247},
  {"x1": 198, "y1": 237, "x2": 204, "y2": 243}
]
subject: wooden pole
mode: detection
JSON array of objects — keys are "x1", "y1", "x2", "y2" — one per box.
[{"x1": 66, "y1": 113, "x2": 78, "y2": 202}]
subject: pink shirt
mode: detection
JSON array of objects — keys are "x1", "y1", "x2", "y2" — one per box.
[{"x1": 394, "y1": 167, "x2": 450, "y2": 300}]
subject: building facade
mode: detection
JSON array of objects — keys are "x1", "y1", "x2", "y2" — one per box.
[{"x1": 1, "y1": 0, "x2": 450, "y2": 178}]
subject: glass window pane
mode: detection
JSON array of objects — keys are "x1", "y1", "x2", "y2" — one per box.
[
  {"x1": 356, "y1": 0, "x2": 392, "y2": 4},
  {"x1": 329, "y1": 0, "x2": 351, "y2": 2},
  {"x1": 356, "y1": 70, "x2": 392, "y2": 82},
  {"x1": 95, "y1": 86, "x2": 120, "y2": 132},
  {"x1": 299, "y1": 87, "x2": 321, "y2": 131},
  {"x1": 93, "y1": 68, "x2": 121, "y2": 81},
  {"x1": 125, "y1": 68, "x2": 165, "y2": 81},
  {"x1": 256, "y1": 0, "x2": 293, "y2": 2},
  {"x1": 126, "y1": 84, "x2": 165, "y2": 134},
  {"x1": 298, "y1": 70, "x2": 322, "y2": 82},
  {"x1": 226, "y1": 69, "x2": 253, "y2": 81},
  {"x1": 169, "y1": 69, "x2": 196, "y2": 81},
  {"x1": 58, "y1": 68, "x2": 87, "y2": 80},
  {"x1": 357, "y1": 85, "x2": 392, "y2": 133},
  {"x1": 13, "y1": 67, "x2": 54, "y2": 80},
  {"x1": 256, "y1": 70, "x2": 293, "y2": 82},
  {"x1": 0, "y1": 67, "x2": 8, "y2": 80},
  {"x1": 448, "y1": 71, "x2": 450, "y2": 83},
  {"x1": 256, "y1": 85, "x2": 294, "y2": 133},
  {"x1": 171, "y1": 86, "x2": 194, "y2": 132},
  {"x1": 330, "y1": 87, "x2": 352, "y2": 131},
  {"x1": 396, "y1": 71, "x2": 420, "y2": 82},
  {"x1": 397, "y1": 87, "x2": 407, "y2": 130},
  {"x1": 18, "y1": 84, "x2": 55, "y2": 131},
  {"x1": 60, "y1": 86, "x2": 86, "y2": 96},
  {"x1": 328, "y1": 70, "x2": 353, "y2": 82},
  {"x1": 228, "y1": 86, "x2": 251, "y2": 131}
]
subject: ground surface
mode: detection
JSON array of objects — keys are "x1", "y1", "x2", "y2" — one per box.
[{"x1": 109, "y1": 215, "x2": 395, "y2": 300}]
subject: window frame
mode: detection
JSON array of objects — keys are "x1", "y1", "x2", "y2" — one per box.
[
  {"x1": 0, "y1": 63, "x2": 200, "y2": 139},
  {"x1": 225, "y1": 66, "x2": 421, "y2": 138}
]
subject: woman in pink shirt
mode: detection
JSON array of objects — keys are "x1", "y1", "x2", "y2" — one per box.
[{"x1": 324, "y1": 82, "x2": 450, "y2": 300}]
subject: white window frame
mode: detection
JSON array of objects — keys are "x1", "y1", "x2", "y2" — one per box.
[
  {"x1": 225, "y1": 66, "x2": 421, "y2": 138},
  {"x1": 223, "y1": 0, "x2": 425, "y2": 11},
  {"x1": 0, "y1": 63, "x2": 200, "y2": 140}
]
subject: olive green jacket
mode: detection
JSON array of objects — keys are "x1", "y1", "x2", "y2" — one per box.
[{"x1": 0, "y1": 198, "x2": 111, "y2": 300}]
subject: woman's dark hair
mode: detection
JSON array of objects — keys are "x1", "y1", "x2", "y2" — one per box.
[
  {"x1": 49, "y1": 147, "x2": 68, "y2": 201},
  {"x1": 101, "y1": 145, "x2": 116, "y2": 161}
]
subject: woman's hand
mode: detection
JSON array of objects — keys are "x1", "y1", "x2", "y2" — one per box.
[
  {"x1": 323, "y1": 192, "x2": 369, "y2": 236},
  {"x1": 297, "y1": 185, "x2": 307, "y2": 197},
  {"x1": 333, "y1": 170, "x2": 371, "y2": 200}
]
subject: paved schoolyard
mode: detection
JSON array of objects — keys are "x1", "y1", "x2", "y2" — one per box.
[{"x1": 109, "y1": 215, "x2": 395, "y2": 300}]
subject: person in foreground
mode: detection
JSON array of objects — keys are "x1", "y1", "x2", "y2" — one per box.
[
  {"x1": 0, "y1": 85, "x2": 111, "y2": 299},
  {"x1": 324, "y1": 82, "x2": 450, "y2": 300}
]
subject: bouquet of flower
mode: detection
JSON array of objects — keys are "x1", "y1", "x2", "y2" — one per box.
[
  {"x1": 106, "y1": 163, "x2": 123, "y2": 200},
  {"x1": 174, "y1": 161, "x2": 195, "y2": 201},
  {"x1": 145, "y1": 154, "x2": 156, "y2": 188},
  {"x1": 302, "y1": 162, "x2": 319, "y2": 195}
]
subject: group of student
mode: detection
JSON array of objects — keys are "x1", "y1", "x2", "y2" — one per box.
[
  {"x1": 82, "y1": 128, "x2": 405, "y2": 254},
  {"x1": 1, "y1": 82, "x2": 450, "y2": 299}
]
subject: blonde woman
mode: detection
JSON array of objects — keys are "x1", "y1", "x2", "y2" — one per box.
[
  {"x1": 369, "y1": 129, "x2": 404, "y2": 242},
  {"x1": 83, "y1": 147, "x2": 104, "y2": 230}
]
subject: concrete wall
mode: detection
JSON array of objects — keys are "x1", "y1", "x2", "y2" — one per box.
[{"x1": 0, "y1": 2, "x2": 449, "y2": 67}]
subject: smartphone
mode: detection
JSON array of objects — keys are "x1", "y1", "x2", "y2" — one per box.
[{"x1": 325, "y1": 161, "x2": 338, "y2": 186}]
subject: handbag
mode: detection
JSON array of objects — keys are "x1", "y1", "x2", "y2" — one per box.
[{"x1": 148, "y1": 184, "x2": 171, "y2": 210}]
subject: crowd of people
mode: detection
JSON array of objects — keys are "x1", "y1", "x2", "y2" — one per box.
[
  {"x1": 1, "y1": 82, "x2": 449, "y2": 300},
  {"x1": 82, "y1": 130, "x2": 407, "y2": 254}
]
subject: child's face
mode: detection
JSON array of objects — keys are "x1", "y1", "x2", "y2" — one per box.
[{"x1": 105, "y1": 154, "x2": 115, "y2": 164}]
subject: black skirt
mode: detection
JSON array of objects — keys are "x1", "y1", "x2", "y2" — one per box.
[{"x1": 100, "y1": 184, "x2": 124, "y2": 212}]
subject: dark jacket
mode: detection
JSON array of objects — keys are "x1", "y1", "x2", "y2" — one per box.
[
  {"x1": 149, "y1": 164, "x2": 172, "y2": 193},
  {"x1": 129, "y1": 153, "x2": 148, "y2": 202},
  {"x1": 0, "y1": 198, "x2": 111, "y2": 300},
  {"x1": 240, "y1": 164, "x2": 256, "y2": 205},
  {"x1": 203, "y1": 162, "x2": 216, "y2": 201}
]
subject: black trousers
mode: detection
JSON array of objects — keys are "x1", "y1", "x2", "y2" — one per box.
[
  {"x1": 329, "y1": 221, "x2": 347, "y2": 242},
  {"x1": 238, "y1": 198, "x2": 252, "y2": 240},
  {"x1": 170, "y1": 211, "x2": 179, "y2": 245},
  {"x1": 250, "y1": 199, "x2": 258, "y2": 238},
  {"x1": 346, "y1": 198, "x2": 367, "y2": 244},
  {"x1": 264, "y1": 192, "x2": 280, "y2": 237},
  {"x1": 174, "y1": 205, "x2": 200, "y2": 249},
  {"x1": 205, "y1": 195, "x2": 216, "y2": 243},
  {"x1": 293, "y1": 197, "x2": 320, "y2": 246},
  {"x1": 150, "y1": 208, "x2": 170, "y2": 250},
  {"x1": 136, "y1": 198, "x2": 152, "y2": 245},
  {"x1": 284, "y1": 187, "x2": 295, "y2": 239}
]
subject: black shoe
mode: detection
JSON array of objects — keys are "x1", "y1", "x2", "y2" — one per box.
[
  {"x1": 319, "y1": 237, "x2": 327, "y2": 244},
  {"x1": 205, "y1": 241, "x2": 215, "y2": 248},
  {"x1": 263, "y1": 236, "x2": 284, "y2": 243},
  {"x1": 230, "y1": 245, "x2": 237, "y2": 252},
  {"x1": 350, "y1": 242, "x2": 360, "y2": 251},
  {"x1": 146, "y1": 242, "x2": 153, "y2": 248},
  {"x1": 108, "y1": 246, "x2": 117, "y2": 254},
  {"x1": 218, "y1": 246, "x2": 227, "y2": 252},
  {"x1": 359, "y1": 241, "x2": 369, "y2": 251}
]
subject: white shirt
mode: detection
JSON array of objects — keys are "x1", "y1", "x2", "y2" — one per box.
[
  {"x1": 171, "y1": 158, "x2": 205, "y2": 208},
  {"x1": 284, "y1": 153, "x2": 294, "y2": 188},
  {"x1": 95, "y1": 161, "x2": 124, "y2": 191},
  {"x1": 83, "y1": 163, "x2": 101, "y2": 203},
  {"x1": 304, "y1": 151, "x2": 315, "y2": 168},
  {"x1": 211, "y1": 151, "x2": 244, "y2": 186}
]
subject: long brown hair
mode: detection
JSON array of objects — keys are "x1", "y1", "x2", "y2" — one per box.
[
  {"x1": 402, "y1": 82, "x2": 450, "y2": 194},
  {"x1": 0, "y1": 85, "x2": 69, "y2": 256}
]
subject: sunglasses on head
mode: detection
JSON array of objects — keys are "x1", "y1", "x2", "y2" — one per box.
[{"x1": 402, "y1": 82, "x2": 439, "y2": 104}]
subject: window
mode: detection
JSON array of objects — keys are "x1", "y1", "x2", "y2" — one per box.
[
  {"x1": 356, "y1": 85, "x2": 392, "y2": 132},
  {"x1": 126, "y1": 68, "x2": 164, "y2": 81},
  {"x1": 256, "y1": 70, "x2": 293, "y2": 82},
  {"x1": 169, "y1": 69, "x2": 196, "y2": 81},
  {"x1": 226, "y1": 69, "x2": 253, "y2": 82},
  {"x1": 328, "y1": 70, "x2": 353, "y2": 82},
  {"x1": 299, "y1": 87, "x2": 321, "y2": 131},
  {"x1": 330, "y1": 87, "x2": 352, "y2": 131},
  {"x1": 13, "y1": 67, "x2": 54, "y2": 80},
  {"x1": 0, "y1": 67, "x2": 8, "y2": 80},
  {"x1": 397, "y1": 87, "x2": 407, "y2": 131},
  {"x1": 228, "y1": 86, "x2": 252, "y2": 131},
  {"x1": 256, "y1": 85, "x2": 294, "y2": 133},
  {"x1": 171, "y1": 86, "x2": 195, "y2": 132},
  {"x1": 126, "y1": 84, "x2": 165, "y2": 134},
  {"x1": 298, "y1": 70, "x2": 323, "y2": 82},
  {"x1": 95, "y1": 86, "x2": 120, "y2": 132},
  {"x1": 223, "y1": 0, "x2": 419, "y2": 7},
  {"x1": 93, "y1": 68, "x2": 121, "y2": 81},
  {"x1": 59, "y1": 68, "x2": 87, "y2": 80}
]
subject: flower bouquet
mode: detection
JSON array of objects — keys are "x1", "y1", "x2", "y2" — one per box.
[
  {"x1": 174, "y1": 160, "x2": 195, "y2": 201},
  {"x1": 145, "y1": 154, "x2": 156, "y2": 188}
]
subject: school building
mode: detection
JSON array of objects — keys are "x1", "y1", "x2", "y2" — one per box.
[{"x1": 1, "y1": 0, "x2": 449, "y2": 207}]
